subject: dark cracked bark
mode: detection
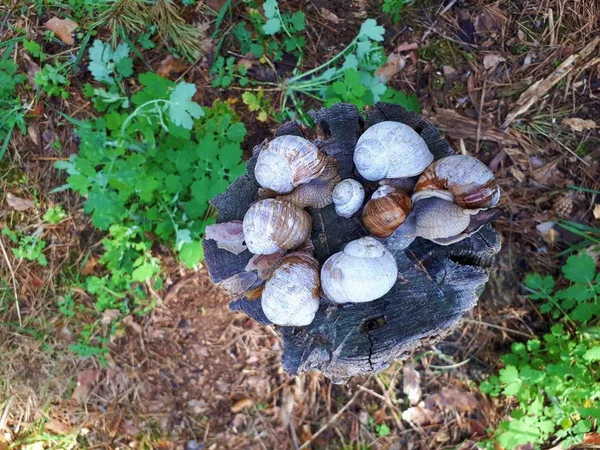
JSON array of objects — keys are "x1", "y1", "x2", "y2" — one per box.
[{"x1": 203, "y1": 102, "x2": 501, "y2": 383}]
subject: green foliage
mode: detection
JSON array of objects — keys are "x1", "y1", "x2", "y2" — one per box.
[
  {"x1": 382, "y1": 0, "x2": 411, "y2": 25},
  {"x1": 480, "y1": 252, "x2": 600, "y2": 449},
  {"x1": 43, "y1": 205, "x2": 67, "y2": 224},
  {"x1": 34, "y1": 63, "x2": 71, "y2": 99},
  {"x1": 1, "y1": 228, "x2": 48, "y2": 266},
  {"x1": 230, "y1": 0, "x2": 306, "y2": 62},
  {"x1": 286, "y1": 19, "x2": 419, "y2": 115},
  {"x1": 88, "y1": 40, "x2": 134, "y2": 84},
  {"x1": 242, "y1": 89, "x2": 276, "y2": 122},
  {"x1": 214, "y1": 9, "x2": 420, "y2": 121},
  {"x1": 56, "y1": 40, "x2": 246, "y2": 269},
  {"x1": 524, "y1": 253, "x2": 599, "y2": 322},
  {"x1": 0, "y1": 59, "x2": 28, "y2": 159}
]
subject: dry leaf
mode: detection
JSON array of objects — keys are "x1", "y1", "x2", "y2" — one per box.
[
  {"x1": 375, "y1": 53, "x2": 405, "y2": 82},
  {"x1": 28, "y1": 124, "x2": 40, "y2": 145},
  {"x1": 532, "y1": 158, "x2": 561, "y2": 185},
  {"x1": 122, "y1": 315, "x2": 143, "y2": 334},
  {"x1": 231, "y1": 398, "x2": 253, "y2": 413},
  {"x1": 320, "y1": 7, "x2": 341, "y2": 24},
  {"x1": 593, "y1": 204, "x2": 600, "y2": 220},
  {"x1": 396, "y1": 42, "x2": 419, "y2": 52},
  {"x1": 101, "y1": 309, "x2": 120, "y2": 325},
  {"x1": 442, "y1": 66, "x2": 458, "y2": 79},
  {"x1": 402, "y1": 363, "x2": 422, "y2": 405},
  {"x1": 44, "y1": 17, "x2": 79, "y2": 45},
  {"x1": 6, "y1": 193, "x2": 35, "y2": 211},
  {"x1": 245, "y1": 252, "x2": 284, "y2": 280},
  {"x1": 562, "y1": 117, "x2": 597, "y2": 132},
  {"x1": 72, "y1": 369, "x2": 99, "y2": 403},
  {"x1": 537, "y1": 221, "x2": 558, "y2": 245},
  {"x1": 424, "y1": 388, "x2": 479, "y2": 412},
  {"x1": 157, "y1": 55, "x2": 188, "y2": 78},
  {"x1": 44, "y1": 418, "x2": 70, "y2": 435},
  {"x1": 0, "y1": 435, "x2": 8, "y2": 450},
  {"x1": 483, "y1": 54, "x2": 506, "y2": 70},
  {"x1": 401, "y1": 406, "x2": 440, "y2": 426},
  {"x1": 509, "y1": 166, "x2": 527, "y2": 183},
  {"x1": 81, "y1": 256, "x2": 98, "y2": 275},
  {"x1": 205, "y1": 221, "x2": 247, "y2": 255}
]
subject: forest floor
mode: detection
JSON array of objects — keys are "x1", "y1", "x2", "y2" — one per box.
[{"x1": 1, "y1": 0, "x2": 600, "y2": 449}]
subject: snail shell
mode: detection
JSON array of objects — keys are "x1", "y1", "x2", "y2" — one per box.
[
  {"x1": 321, "y1": 236, "x2": 397, "y2": 304},
  {"x1": 332, "y1": 178, "x2": 365, "y2": 218},
  {"x1": 261, "y1": 253, "x2": 320, "y2": 326},
  {"x1": 412, "y1": 155, "x2": 500, "y2": 209},
  {"x1": 362, "y1": 185, "x2": 411, "y2": 238},
  {"x1": 412, "y1": 197, "x2": 479, "y2": 245},
  {"x1": 353, "y1": 121, "x2": 434, "y2": 181},
  {"x1": 276, "y1": 157, "x2": 341, "y2": 208},
  {"x1": 243, "y1": 199, "x2": 311, "y2": 254},
  {"x1": 255, "y1": 135, "x2": 326, "y2": 194}
]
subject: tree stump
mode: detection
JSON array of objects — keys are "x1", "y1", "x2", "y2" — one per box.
[{"x1": 203, "y1": 103, "x2": 501, "y2": 383}]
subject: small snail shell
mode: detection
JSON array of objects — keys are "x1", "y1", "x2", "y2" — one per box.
[
  {"x1": 243, "y1": 199, "x2": 311, "y2": 254},
  {"x1": 255, "y1": 135, "x2": 326, "y2": 194},
  {"x1": 261, "y1": 254, "x2": 320, "y2": 326},
  {"x1": 362, "y1": 186, "x2": 411, "y2": 238},
  {"x1": 412, "y1": 197, "x2": 479, "y2": 245},
  {"x1": 412, "y1": 155, "x2": 500, "y2": 209},
  {"x1": 332, "y1": 178, "x2": 365, "y2": 218},
  {"x1": 321, "y1": 237, "x2": 397, "y2": 304},
  {"x1": 354, "y1": 121, "x2": 434, "y2": 181},
  {"x1": 276, "y1": 157, "x2": 341, "y2": 208}
]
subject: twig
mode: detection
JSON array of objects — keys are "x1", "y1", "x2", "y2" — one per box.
[
  {"x1": 0, "y1": 396, "x2": 14, "y2": 431},
  {"x1": 0, "y1": 237, "x2": 21, "y2": 326},
  {"x1": 475, "y1": 81, "x2": 487, "y2": 154},
  {"x1": 460, "y1": 318, "x2": 536, "y2": 339},
  {"x1": 502, "y1": 37, "x2": 600, "y2": 128},
  {"x1": 421, "y1": 0, "x2": 458, "y2": 42},
  {"x1": 298, "y1": 390, "x2": 361, "y2": 450}
]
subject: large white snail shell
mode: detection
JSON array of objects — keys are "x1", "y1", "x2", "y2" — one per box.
[
  {"x1": 243, "y1": 199, "x2": 311, "y2": 254},
  {"x1": 261, "y1": 254, "x2": 320, "y2": 326},
  {"x1": 353, "y1": 121, "x2": 434, "y2": 181},
  {"x1": 332, "y1": 179, "x2": 365, "y2": 218},
  {"x1": 321, "y1": 237, "x2": 397, "y2": 304},
  {"x1": 255, "y1": 135, "x2": 326, "y2": 194}
]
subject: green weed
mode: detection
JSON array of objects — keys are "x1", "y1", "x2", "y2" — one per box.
[
  {"x1": 382, "y1": 0, "x2": 411, "y2": 24},
  {"x1": 480, "y1": 253, "x2": 600, "y2": 449},
  {"x1": 0, "y1": 59, "x2": 28, "y2": 159},
  {"x1": 1, "y1": 228, "x2": 48, "y2": 266}
]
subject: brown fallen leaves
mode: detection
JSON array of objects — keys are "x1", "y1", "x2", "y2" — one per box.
[
  {"x1": 402, "y1": 387, "x2": 481, "y2": 428},
  {"x1": 6, "y1": 193, "x2": 35, "y2": 211},
  {"x1": 562, "y1": 117, "x2": 597, "y2": 132},
  {"x1": 157, "y1": 55, "x2": 188, "y2": 78},
  {"x1": 71, "y1": 369, "x2": 100, "y2": 403},
  {"x1": 44, "y1": 17, "x2": 78, "y2": 45}
]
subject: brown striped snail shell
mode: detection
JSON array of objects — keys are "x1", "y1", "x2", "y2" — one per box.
[
  {"x1": 362, "y1": 185, "x2": 412, "y2": 238},
  {"x1": 412, "y1": 155, "x2": 500, "y2": 209},
  {"x1": 261, "y1": 253, "x2": 320, "y2": 326},
  {"x1": 276, "y1": 157, "x2": 341, "y2": 208},
  {"x1": 242, "y1": 199, "x2": 311, "y2": 254},
  {"x1": 255, "y1": 135, "x2": 327, "y2": 194}
]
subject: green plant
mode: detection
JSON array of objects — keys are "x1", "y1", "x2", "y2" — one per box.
[
  {"x1": 43, "y1": 205, "x2": 67, "y2": 224},
  {"x1": 56, "y1": 40, "x2": 246, "y2": 268},
  {"x1": 35, "y1": 62, "x2": 71, "y2": 99},
  {"x1": 480, "y1": 253, "x2": 600, "y2": 450},
  {"x1": 242, "y1": 89, "x2": 276, "y2": 122},
  {"x1": 382, "y1": 0, "x2": 411, "y2": 24},
  {"x1": 0, "y1": 59, "x2": 28, "y2": 159},
  {"x1": 1, "y1": 228, "x2": 48, "y2": 266}
]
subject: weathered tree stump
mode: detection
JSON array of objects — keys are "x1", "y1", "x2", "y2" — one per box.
[{"x1": 203, "y1": 103, "x2": 501, "y2": 383}]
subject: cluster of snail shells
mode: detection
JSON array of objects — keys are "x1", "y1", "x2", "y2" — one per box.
[{"x1": 242, "y1": 122, "x2": 500, "y2": 327}]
